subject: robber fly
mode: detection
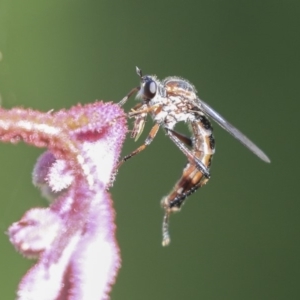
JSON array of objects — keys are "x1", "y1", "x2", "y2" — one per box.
[{"x1": 118, "y1": 67, "x2": 270, "y2": 246}]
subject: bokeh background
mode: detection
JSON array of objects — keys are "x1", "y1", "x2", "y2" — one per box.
[{"x1": 0, "y1": 1, "x2": 299, "y2": 299}]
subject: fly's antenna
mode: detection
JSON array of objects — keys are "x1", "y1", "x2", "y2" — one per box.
[
  {"x1": 136, "y1": 66, "x2": 143, "y2": 78},
  {"x1": 162, "y1": 211, "x2": 171, "y2": 246}
]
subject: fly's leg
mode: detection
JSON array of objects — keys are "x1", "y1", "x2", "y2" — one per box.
[
  {"x1": 117, "y1": 102, "x2": 161, "y2": 169},
  {"x1": 165, "y1": 128, "x2": 210, "y2": 178},
  {"x1": 117, "y1": 123, "x2": 160, "y2": 169},
  {"x1": 131, "y1": 112, "x2": 147, "y2": 141},
  {"x1": 118, "y1": 86, "x2": 140, "y2": 107},
  {"x1": 166, "y1": 128, "x2": 193, "y2": 147},
  {"x1": 128, "y1": 104, "x2": 160, "y2": 117}
]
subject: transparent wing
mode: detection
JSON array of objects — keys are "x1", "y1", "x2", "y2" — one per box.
[{"x1": 198, "y1": 99, "x2": 270, "y2": 163}]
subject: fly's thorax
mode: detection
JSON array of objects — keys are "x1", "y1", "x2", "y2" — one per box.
[
  {"x1": 149, "y1": 93, "x2": 196, "y2": 128},
  {"x1": 151, "y1": 105, "x2": 191, "y2": 129},
  {"x1": 164, "y1": 77, "x2": 198, "y2": 101},
  {"x1": 163, "y1": 77, "x2": 197, "y2": 93}
]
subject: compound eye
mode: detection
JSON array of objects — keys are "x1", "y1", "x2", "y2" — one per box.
[{"x1": 143, "y1": 80, "x2": 157, "y2": 99}]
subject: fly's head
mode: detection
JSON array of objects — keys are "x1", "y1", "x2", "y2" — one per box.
[
  {"x1": 119, "y1": 67, "x2": 165, "y2": 141},
  {"x1": 125, "y1": 67, "x2": 158, "y2": 141},
  {"x1": 135, "y1": 67, "x2": 166, "y2": 106},
  {"x1": 127, "y1": 67, "x2": 163, "y2": 141}
]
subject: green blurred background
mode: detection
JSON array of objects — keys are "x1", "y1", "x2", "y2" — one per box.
[{"x1": 0, "y1": 1, "x2": 299, "y2": 299}]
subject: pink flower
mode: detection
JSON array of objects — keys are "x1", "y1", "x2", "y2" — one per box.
[{"x1": 0, "y1": 101, "x2": 127, "y2": 299}]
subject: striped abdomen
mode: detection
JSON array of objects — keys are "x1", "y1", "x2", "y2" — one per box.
[{"x1": 161, "y1": 114, "x2": 215, "y2": 212}]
